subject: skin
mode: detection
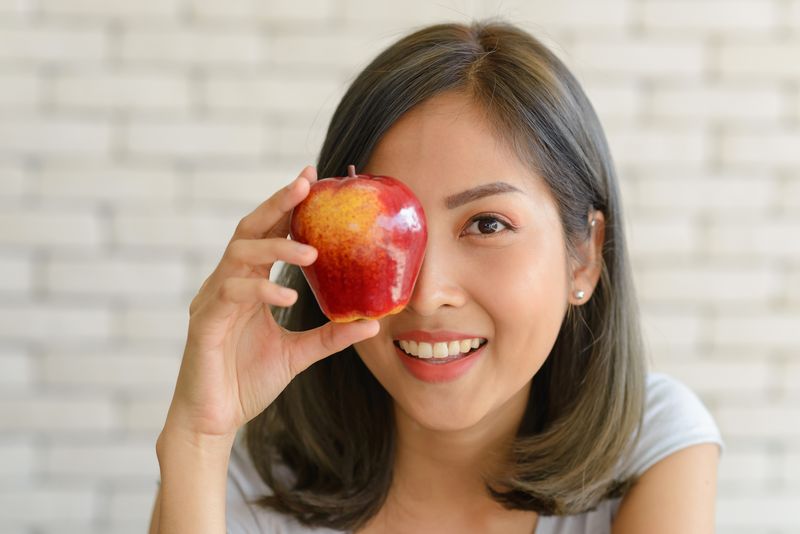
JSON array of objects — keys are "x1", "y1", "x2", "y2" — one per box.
[{"x1": 352, "y1": 91, "x2": 606, "y2": 533}]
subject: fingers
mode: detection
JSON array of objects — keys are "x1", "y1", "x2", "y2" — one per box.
[
  {"x1": 234, "y1": 165, "x2": 318, "y2": 240},
  {"x1": 218, "y1": 237, "x2": 317, "y2": 279},
  {"x1": 193, "y1": 277, "x2": 299, "y2": 322},
  {"x1": 285, "y1": 320, "x2": 381, "y2": 377}
]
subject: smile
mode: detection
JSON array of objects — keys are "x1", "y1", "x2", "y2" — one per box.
[{"x1": 393, "y1": 338, "x2": 488, "y2": 363}]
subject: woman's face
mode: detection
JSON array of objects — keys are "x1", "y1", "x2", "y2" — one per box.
[{"x1": 353, "y1": 91, "x2": 576, "y2": 432}]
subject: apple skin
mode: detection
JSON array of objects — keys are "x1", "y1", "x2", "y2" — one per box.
[{"x1": 289, "y1": 165, "x2": 427, "y2": 323}]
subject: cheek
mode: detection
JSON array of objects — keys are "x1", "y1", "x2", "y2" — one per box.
[{"x1": 470, "y1": 243, "x2": 569, "y2": 370}]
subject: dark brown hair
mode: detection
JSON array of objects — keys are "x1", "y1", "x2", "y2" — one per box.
[{"x1": 245, "y1": 17, "x2": 646, "y2": 531}]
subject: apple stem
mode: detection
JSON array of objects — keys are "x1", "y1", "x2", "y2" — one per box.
[{"x1": 347, "y1": 165, "x2": 356, "y2": 177}]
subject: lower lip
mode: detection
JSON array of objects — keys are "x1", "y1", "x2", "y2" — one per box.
[{"x1": 395, "y1": 342, "x2": 486, "y2": 383}]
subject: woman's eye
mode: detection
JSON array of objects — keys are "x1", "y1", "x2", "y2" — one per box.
[{"x1": 463, "y1": 215, "x2": 512, "y2": 237}]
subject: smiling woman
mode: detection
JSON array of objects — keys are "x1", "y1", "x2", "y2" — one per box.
[{"x1": 149, "y1": 16, "x2": 723, "y2": 534}]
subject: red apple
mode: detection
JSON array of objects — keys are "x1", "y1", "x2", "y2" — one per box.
[{"x1": 289, "y1": 165, "x2": 427, "y2": 323}]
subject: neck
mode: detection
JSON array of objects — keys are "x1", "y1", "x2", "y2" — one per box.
[{"x1": 391, "y1": 381, "x2": 531, "y2": 507}]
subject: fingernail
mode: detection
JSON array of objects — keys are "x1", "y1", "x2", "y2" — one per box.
[
  {"x1": 296, "y1": 243, "x2": 315, "y2": 255},
  {"x1": 278, "y1": 287, "x2": 295, "y2": 299}
]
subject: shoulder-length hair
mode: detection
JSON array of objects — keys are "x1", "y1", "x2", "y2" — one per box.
[{"x1": 245, "y1": 17, "x2": 646, "y2": 531}]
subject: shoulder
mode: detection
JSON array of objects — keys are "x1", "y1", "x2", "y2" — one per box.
[
  {"x1": 616, "y1": 371, "x2": 725, "y2": 480},
  {"x1": 608, "y1": 373, "x2": 723, "y2": 533}
]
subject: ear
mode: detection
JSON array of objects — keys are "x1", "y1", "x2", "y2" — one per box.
[{"x1": 568, "y1": 210, "x2": 605, "y2": 306}]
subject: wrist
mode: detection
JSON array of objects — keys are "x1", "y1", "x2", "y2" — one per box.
[{"x1": 157, "y1": 420, "x2": 237, "y2": 462}]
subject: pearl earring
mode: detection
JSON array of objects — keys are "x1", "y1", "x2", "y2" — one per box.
[{"x1": 574, "y1": 289, "x2": 585, "y2": 300}]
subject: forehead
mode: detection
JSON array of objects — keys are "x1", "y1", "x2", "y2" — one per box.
[{"x1": 363, "y1": 92, "x2": 551, "y2": 206}]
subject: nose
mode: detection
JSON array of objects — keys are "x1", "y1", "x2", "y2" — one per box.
[{"x1": 404, "y1": 242, "x2": 468, "y2": 316}]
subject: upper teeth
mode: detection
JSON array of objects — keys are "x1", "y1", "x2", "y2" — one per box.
[{"x1": 397, "y1": 338, "x2": 485, "y2": 359}]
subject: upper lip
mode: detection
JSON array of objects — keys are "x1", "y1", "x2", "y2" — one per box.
[{"x1": 393, "y1": 330, "x2": 487, "y2": 343}]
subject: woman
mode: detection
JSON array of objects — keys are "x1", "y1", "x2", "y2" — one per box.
[{"x1": 149, "y1": 18, "x2": 723, "y2": 534}]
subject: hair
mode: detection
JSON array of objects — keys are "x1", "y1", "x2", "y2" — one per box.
[{"x1": 245, "y1": 17, "x2": 646, "y2": 531}]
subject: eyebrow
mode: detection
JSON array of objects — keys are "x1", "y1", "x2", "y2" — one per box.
[{"x1": 444, "y1": 181, "x2": 524, "y2": 209}]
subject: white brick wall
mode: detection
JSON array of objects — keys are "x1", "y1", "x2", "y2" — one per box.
[{"x1": 1, "y1": 1, "x2": 798, "y2": 533}]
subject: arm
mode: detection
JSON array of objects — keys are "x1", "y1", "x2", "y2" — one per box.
[
  {"x1": 148, "y1": 426, "x2": 235, "y2": 534},
  {"x1": 612, "y1": 443, "x2": 720, "y2": 534}
]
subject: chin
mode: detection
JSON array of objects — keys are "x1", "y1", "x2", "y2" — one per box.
[{"x1": 395, "y1": 394, "x2": 489, "y2": 432}]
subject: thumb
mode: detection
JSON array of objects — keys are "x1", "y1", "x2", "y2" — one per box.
[{"x1": 287, "y1": 319, "x2": 380, "y2": 375}]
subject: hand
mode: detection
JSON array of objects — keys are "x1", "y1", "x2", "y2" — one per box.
[{"x1": 162, "y1": 165, "x2": 380, "y2": 443}]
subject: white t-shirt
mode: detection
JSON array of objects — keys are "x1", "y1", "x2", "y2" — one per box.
[{"x1": 224, "y1": 372, "x2": 724, "y2": 533}]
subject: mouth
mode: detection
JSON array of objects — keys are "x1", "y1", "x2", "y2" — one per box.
[{"x1": 392, "y1": 338, "x2": 488, "y2": 365}]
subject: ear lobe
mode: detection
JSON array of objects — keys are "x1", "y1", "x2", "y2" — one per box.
[{"x1": 568, "y1": 211, "x2": 605, "y2": 304}]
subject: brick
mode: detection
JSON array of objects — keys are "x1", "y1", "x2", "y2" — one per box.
[
  {"x1": 781, "y1": 175, "x2": 800, "y2": 211},
  {"x1": 43, "y1": 441, "x2": 157, "y2": 480},
  {"x1": 786, "y1": 452, "x2": 800, "y2": 489},
  {"x1": 0, "y1": 487, "x2": 96, "y2": 524},
  {"x1": 0, "y1": 208, "x2": 102, "y2": 248},
  {"x1": 122, "y1": 398, "x2": 170, "y2": 433},
  {"x1": 0, "y1": 117, "x2": 111, "y2": 158},
  {"x1": 0, "y1": 395, "x2": 115, "y2": 433},
  {"x1": 791, "y1": 0, "x2": 800, "y2": 30},
  {"x1": 571, "y1": 37, "x2": 706, "y2": 79},
  {"x1": 40, "y1": 0, "x2": 181, "y2": 19},
  {"x1": 266, "y1": 32, "x2": 398, "y2": 71},
  {"x1": 640, "y1": 0, "x2": 777, "y2": 33},
  {"x1": 113, "y1": 305, "x2": 189, "y2": 342},
  {"x1": 0, "y1": 255, "x2": 32, "y2": 294},
  {"x1": 0, "y1": 72, "x2": 40, "y2": 110},
  {"x1": 717, "y1": 40, "x2": 800, "y2": 81},
  {"x1": 191, "y1": 0, "x2": 337, "y2": 21},
  {"x1": 0, "y1": 164, "x2": 26, "y2": 197},
  {"x1": 0, "y1": 304, "x2": 111, "y2": 341},
  {"x1": 639, "y1": 306, "x2": 704, "y2": 355},
  {"x1": 638, "y1": 264, "x2": 779, "y2": 304},
  {"x1": 634, "y1": 172, "x2": 776, "y2": 214},
  {"x1": 706, "y1": 217, "x2": 800, "y2": 260},
  {"x1": 120, "y1": 28, "x2": 263, "y2": 67},
  {"x1": 202, "y1": 76, "x2": 341, "y2": 115},
  {"x1": 721, "y1": 128, "x2": 800, "y2": 169},
  {"x1": 580, "y1": 79, "x2": 643, "y2": 123},
  {"x1": 788, "y1": 266, "x2": 800, "y2": 307},
  {"x1": 342, "y1": 0, "x2": 489, "y2": 25},
  {"x1": 782, "y1": 363, "x2": 800, "y2": 395},
  {"x1": 717, "y1": 402, "x2": 800, "y2": 439},
  {"x1": 512, "y1": 0, "x2": 631, "y2": 30},
  {"x1": 44, "y1": 257, "x2": 186, "y2": 299},
  {"x1": 41, "y1": 349, "x2": 179, "y2": 391},
  {"x1": 38, "y1": 164, "x2": 179, "y2": 206},
  {"x1": 187, "y1": 0, "x2": 254, "y2": 19},
  {"x1": 604, "y1": 125, "x2": 708, "y2": 167},
  {"x1": 189, "y1": 163, "x2": 300, "y2": 206},
  {"x1": 627, "y1": 216, "x2": 698, "y2": 258},
  {"x1": 652, "y1": 360, "x2": 771, "y2": 396},
  {"x1": 0, "y1": 438, "x2": 35, "y2": 478},
  {"x1": 109, "y1": 487, "x2": 158, "y2": 524},
  {"x1": 0, "y1": 25, "x2": 106, "y2": 64},
  {"x1": 650, "y1": 83, "x2": 783, "y2": 124},
  {"x1": 712, "y1": 312, "x2": 799, "y2": 350},
  {"x1": 0, "y1": 349, "x2": 32, "y2": 389},
  {"x1": 125, "y1": 119, "x2": 267, "y2": 160},
  {"x1": 112, "y1": 210, "x2": 235, "y2": 252},
  {"x1": 717, "y1": 495, "x2": 800, "y2": 528},
  {"x1": 53, "y1": 71, "x2": 191, "y2": 112},
  {"x1": 0, "y1": 0, "x2": 35, "y2": 17},
  {"x1": 272, "y1": 120, "x2": 329, "y2": 160},
  {"x1": 717, "y1": 447, "x2": 770, "y2": 486}
]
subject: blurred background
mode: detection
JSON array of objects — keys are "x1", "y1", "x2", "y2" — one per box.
[{"x1": 0, "y1": 0, "x2": 798, "y2": 533}]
